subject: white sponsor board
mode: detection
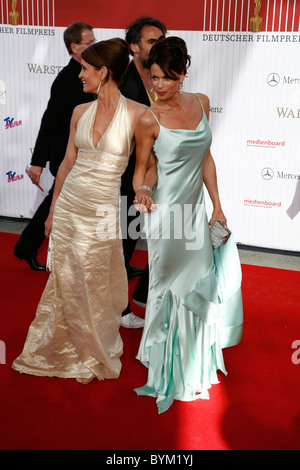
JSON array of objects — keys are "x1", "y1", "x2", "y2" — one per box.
[
  {"x1": 183, "y1": 31, "x2": 300, "y2": 252},
  {"x1": 0, "y1": 26, "x2": 299, "y2": 251}
]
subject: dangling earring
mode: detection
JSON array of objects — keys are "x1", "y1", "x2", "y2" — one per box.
[
  {"x1": 179, "y1": 82, "x2": 183, "y2": 94},
  {"x1": 96, "y1": 79, "x2": 102, "y2": 95}
]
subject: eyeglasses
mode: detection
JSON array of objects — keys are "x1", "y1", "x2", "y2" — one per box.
[{"x1": 79, "y1": 39, "x2": 96, "y2": 46}]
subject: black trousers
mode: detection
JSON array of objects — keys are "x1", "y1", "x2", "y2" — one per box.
[
  {"x1": 120, "y1": 168, "x2": 149, "y2": 316},
  {"x1": 14, "y1": 183, "x2": 54, "y2": 258}
]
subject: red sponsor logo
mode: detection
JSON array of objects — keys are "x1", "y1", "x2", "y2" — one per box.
[
  {"x1": 244, "y1": 199, "x2": 282, "y2": 208},
  {"x1": 247, "y1": 139, "x2": 285, "y2": 148},
  {"x1": 6, "y1": 171, "x2": 24, "y2": 183}
]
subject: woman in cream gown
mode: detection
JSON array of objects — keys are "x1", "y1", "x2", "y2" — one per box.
[
  {"x1": 12, "y1": 39, "x2": 146, "y2": 384},
  {"x1": 133, "y1": 37, "x2": 243, "y2": 413}
]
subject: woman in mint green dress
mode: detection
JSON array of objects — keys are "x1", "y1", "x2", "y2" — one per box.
[{"x1": 133, "y1": 37, "x2": 243, "y2": 414}]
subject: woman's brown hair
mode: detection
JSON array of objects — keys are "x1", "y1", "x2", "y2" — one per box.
[{"x1": 81, "y1": 38, "x2": 130, "y2": 85}]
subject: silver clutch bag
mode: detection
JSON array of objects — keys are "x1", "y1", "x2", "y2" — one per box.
[{"x1": 209, "y1": 220, "x2": 231, "y2": 249}]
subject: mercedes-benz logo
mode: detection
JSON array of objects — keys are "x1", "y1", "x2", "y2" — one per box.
[
  {"x1": 261, "y1": 167, "x2": 274, "y2": 180},
  {"x1": 267, "y1": 73, "x2": 280, "y2": 87}
]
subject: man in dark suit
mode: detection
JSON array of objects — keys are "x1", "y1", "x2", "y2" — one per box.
[
  {"x1": 119, "y1": 16, "x2": 167, "y2": 328},
  {"x1": 14, "y1": 22, "x2": 95, "y2": 270}
]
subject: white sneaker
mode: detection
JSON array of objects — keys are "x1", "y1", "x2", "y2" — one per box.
[{"x1": 120, "y1": 312, "x2": 144, "y2": 329}]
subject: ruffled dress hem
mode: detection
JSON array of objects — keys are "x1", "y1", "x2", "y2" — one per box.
[{"x1": 134, "y1": 236, "x2": 243, "y2": 414}]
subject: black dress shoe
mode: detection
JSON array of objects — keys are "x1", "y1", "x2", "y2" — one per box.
[
  {"x1": 126, "y1": 264, "x2": 145, "y2": 279},
  {"x1": 13, "y1": 251, "x2": 46, "y2": 271},
  {"x1": 133, "y1": 293, "x2": 147, "y2": 308}
]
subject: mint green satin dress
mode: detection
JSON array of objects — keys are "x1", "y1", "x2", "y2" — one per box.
[{"x1": 135, "y1": 95, "x2": 243, "y2": 413}]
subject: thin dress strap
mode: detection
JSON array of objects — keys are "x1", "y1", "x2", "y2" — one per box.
[
  {"x1": 196, "y1": 93, "x2": 207, "y2": 121},
  {"x1": 148, "y1": 108, "x2": 160, "y2": 126},
  {"x1": 196, "y1": 93, "x2": 204, "y2": 110}
]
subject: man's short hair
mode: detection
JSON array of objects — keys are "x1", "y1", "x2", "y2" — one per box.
[
  {"x1": 125, "y1": 16, "x2": 167, "y2": 53},
  {"x1": 64, "y1": 22, "x2": 94, "y2": 55}
]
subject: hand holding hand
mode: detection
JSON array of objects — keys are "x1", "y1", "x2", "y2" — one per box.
[{"x1": 134, "y1": 187, "x2": 157, "y2": 213}]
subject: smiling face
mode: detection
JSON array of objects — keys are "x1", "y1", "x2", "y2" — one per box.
[
  {"x1": 79, "y1": 59, "x2": 105, "y2": 94},
  {"x1": 150, "y1": 63, "x2": 184, "y2": 100}
]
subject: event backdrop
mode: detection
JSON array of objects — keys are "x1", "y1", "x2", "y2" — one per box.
[{"x1": 1, "y1": 0, "x2": 299, "y2": 252}]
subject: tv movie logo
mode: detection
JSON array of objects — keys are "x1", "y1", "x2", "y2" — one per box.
[
  {"x1": 6, "y1": 170, "x2": 24, "y2": 183},
  {"x1": 4, "y1": 116, "x2": 22, "y2": 129},
  {"x1": 0, "y1": 340, "x2": 5, "y2": 364}
]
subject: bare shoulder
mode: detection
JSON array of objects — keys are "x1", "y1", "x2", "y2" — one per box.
[
  {"x1": 138, "y1": 107, "x2": 159, "y2": 131},
  {"x1": 193, "y1": 93, "x2": 209, "y2": 118},
  {"x1": 133, "y1": 107, "x2": 159, "y2": 141},
  {"x1": 72, "y1": 100, "x2": 95, "y2": 122},
  {"x1": 197, "y1": 93, "x2": 210, "y2": 108},
  {"x1": 126, "y1": 98, "x2": 147, "y2": 118}
]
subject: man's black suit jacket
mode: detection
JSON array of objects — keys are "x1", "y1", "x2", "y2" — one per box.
[
  {"x1": 30, "y1": 58, "x2": 94, "y2": 177},
  {"x1": 119, "y1": 60, "x2": 151, "y2": 198}
]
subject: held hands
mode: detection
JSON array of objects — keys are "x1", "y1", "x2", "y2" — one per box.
[{"x1": 134, "y1": 186, "x2": 157, "y2": 213}]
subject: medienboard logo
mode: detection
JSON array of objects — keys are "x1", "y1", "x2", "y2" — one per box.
[
  {"x1": 244, "y1": 198, "x2": 282, "y2": 208},
  {"x1": 247, "y1": 138, "x2": 285, "y2": 148}
]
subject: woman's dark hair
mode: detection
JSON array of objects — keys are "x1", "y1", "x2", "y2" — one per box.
[
  {"x1": 125, "y1": 16, "x2": 167, "y2": 55},
  {"x1": 81, "y1": 38, "x2": 130, "y2": 85},
  {"x1": 148, "y1": 36, "x2": 191, "y2": 80}
]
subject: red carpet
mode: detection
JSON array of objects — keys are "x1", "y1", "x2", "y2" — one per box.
[{"x1": 0, "y1": 231, "x2": 300, "y2": 450}]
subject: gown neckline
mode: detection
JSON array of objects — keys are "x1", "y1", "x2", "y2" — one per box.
[
  {"x1": 156, "y1": 108, "x2": 206, "y2": 136},
  {"x1": 91, "y1": 93, "x2": 122, "y2": 149},
  {"x1": 159, "y1": 117, "x2": 204, "y2": 132}
]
